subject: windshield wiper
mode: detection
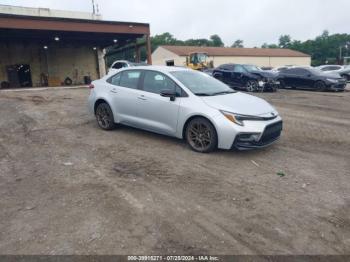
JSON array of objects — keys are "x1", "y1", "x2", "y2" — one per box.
[
  {"x1": 211, "y1": 91, "x2": 235, "y2": 96},
  {"x1": 194, "y1": 93, "x2": 213, "y2": 96}
]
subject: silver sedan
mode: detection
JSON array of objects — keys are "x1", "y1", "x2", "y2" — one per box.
[{"x1": 88, "y1": 66, "x2": 282, "y2": 153}]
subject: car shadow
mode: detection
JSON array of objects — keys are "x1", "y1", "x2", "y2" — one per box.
[{"x1": 91, "y1": 121, "x2": 279, "y2": 156}]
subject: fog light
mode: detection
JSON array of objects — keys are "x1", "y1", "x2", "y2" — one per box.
[
  {"x1": 258, "y1": 81, "x2": 265, "y2": 87},
  {"x1": 238, "y1": 133, "x2": 260, "y2": 142}
]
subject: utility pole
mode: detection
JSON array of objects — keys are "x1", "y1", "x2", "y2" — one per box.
[{"x1": 92, "y1": 0, "x2": 96, "y2": 14}]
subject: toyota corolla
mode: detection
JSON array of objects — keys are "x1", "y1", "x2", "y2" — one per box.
[{"x1": 88, "y1": 66, "x2": 283, "y2": 153}]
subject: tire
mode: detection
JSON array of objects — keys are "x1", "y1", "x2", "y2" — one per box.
[
  {"x1": 314, "y1": 81, "x2": 326, "y2": 91},
  {"x1": 185, "y1": 117, "x2": 217, "y2": 153},
  {"x1": 246, "y1": 80, "x2": 258, "y2": 92},
  {"x1": 278, "y1": 79, "x2": 286, "y2": 89},
  {"x1": 95, "y1": 102, "x2": 116, "y2": 130}
]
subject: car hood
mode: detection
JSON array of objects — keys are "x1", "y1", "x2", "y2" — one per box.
[
  {"x1": 250, "y1": 70, "x2": 278, "y2": 79},
  {"x1": 201, "y1": 92, "x2": 277, "y2": 116}
]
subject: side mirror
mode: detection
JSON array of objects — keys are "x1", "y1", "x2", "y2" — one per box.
[{"x1": 160, "y1": 89, "x2": 176, "y2": 101}]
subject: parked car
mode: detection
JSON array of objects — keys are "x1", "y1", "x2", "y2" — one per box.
[
  {"x1": 212, "y1": 64, "x2": 279, "y2": 92},
  {"x1": 338, "y1": 67, "x2": 350, "y2": 82},
  {"x1": 317, "y1": 65, "x2": 344, "y2": 72},
  {"x1": 278, "y1": 67, "x2": 346, "y2": 91},
  {"x1": 316, "y1": 65, "x2": 350, "y2": 81},
  {"x1": 260, "y1": 66, "x2": 274, "y2": 71},
  {"x1": 108, "y1": 60, "x2": 148, "y2": 75},
  {"x1": 273, "y1": 65, "x2": 296, "y2": 72},
  {"x1": 88, "y1": 66, "x2": 283, "y2": 153}
]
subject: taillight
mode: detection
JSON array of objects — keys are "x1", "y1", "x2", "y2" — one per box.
[{"x1": 89, "y1": 84, "x2": 95, "y2": 89}]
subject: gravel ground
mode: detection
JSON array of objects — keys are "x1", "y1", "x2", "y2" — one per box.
[{"x1": 0, "y1": 86, "x2": 349, "y2": 255}]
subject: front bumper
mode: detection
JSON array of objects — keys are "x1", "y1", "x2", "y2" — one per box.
[
  {"x1": 232, "y1": 121, "x2": 283, "y2": 150},
  {"x1": 327, "y1": 82, "x2": 346, "y2": 91},
  {"x1": 259, "y1": 80, "x2": 280, "y2": 91},
  {"x1": 213, "y1": 113, "x2": 283, "y2": 150}
]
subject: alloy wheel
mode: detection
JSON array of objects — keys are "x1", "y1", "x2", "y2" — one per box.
[
  {"x1": 246, "y1": 81, "x2": 257, "y2": 92},
  {"x1": 96, "y1": 104, "x2": 114, "y2": 130},
  {"x1": 187, "y1": 121, "x2": 213, "y2": 152}
]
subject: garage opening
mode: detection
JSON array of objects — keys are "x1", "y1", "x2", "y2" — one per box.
[{"x1": 6, "y1": 64, "x2": 33, "y2": 88}]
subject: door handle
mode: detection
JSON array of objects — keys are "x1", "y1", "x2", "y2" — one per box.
[
  {"x1": 138, "y1": 95, "x2": 147, "y2": 101},
  {"x1": 110, "y1": 88, "x2": 118, "y2": 93}
]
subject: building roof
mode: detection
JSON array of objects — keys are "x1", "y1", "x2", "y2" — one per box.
[
  {"x1": 0, "y1": 13, "x2": 150, "y2": 48},
  {"x1": 160, "y1": 45, "x2": 310, "y2": 57},
  {"x1": 0, "y1": 13, "x2": 150, "y2": 34}
]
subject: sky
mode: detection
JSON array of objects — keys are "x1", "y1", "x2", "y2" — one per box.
[{"x1": 0, "y1": 0, "x2": 349, "y2": 47}]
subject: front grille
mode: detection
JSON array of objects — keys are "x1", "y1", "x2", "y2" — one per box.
[
  {"x1": 260, "y1": 121, "x2": 283, "y2": 144},
  {"x1": 233, "y1": 121, "x2": 283, "y2": 150}
]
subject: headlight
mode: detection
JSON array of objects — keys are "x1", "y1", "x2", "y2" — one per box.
[
  {"x1": 220, "y1": 110, "x2": 278, "y2": 126},
  {"x1": 326, "y1": 78, "x2": 338, "y2": 83},
  {"x1": 258, "y1": 81, "x2": 265, "y2": 87},
  {"x1": 220, "y1": 111, "x2": 245, "y2": 126}
]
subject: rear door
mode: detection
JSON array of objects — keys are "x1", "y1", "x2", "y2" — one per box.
[
  {"x1": 107, "y1": 70, "x2": 143, "y2": 124},
  {"x1": 294, "y1": 68, "x2": 313, "y2": 88},
  {"x1": 136, "y1": 70, "x2": 182, "y2": 135},
  {"x1": 283, "y1": 68, "x2": 303, "y2": 87}
]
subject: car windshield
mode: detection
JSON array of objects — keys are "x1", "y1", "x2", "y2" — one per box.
[
  {"x1": 243, "y1": 65, "x2": 260, "y2": 72},
  {"x1": 170, "y1": 70, "x2": 235, "y2": 96}
]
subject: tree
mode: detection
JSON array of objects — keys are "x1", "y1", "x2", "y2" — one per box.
[
  {"x1": 263, "y1": 31, "x2": 350, "y2": 65},
  {"x1": 210, "y1": 34, "x2": 224, "y2": 47},
  {"x1": 231, "y1": 39, "x2": 244, "y2": 48},
  {"x1": 279, "y1": 35, "x2": 292, "y2": 48}
]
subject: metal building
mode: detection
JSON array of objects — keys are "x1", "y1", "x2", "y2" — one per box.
[
  {"x1": 0, "y1": 5, "x2": 151, "y2": 88},
  {"x1": 152, "y1": 45, "x2": 311, "y2": 68}
]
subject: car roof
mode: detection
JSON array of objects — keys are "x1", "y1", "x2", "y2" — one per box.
[
  {"x1": 111, "y1": 60, "x2": 129, "y2": 64},
  {"x1": 318, "y1": 64, "x2": 342, "y2": 67},
  {"x1": 119, "y1": 65, "x2": 190, "y2": 73}
]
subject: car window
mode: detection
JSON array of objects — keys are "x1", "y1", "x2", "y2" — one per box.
[
  {"x1": 119, "y1": 70, "x2": 141, "y2": 89},
  {"x1": 108, "y1": 73, "x2": 121, "y2": 86},
  {"x1": 286, "y1": 68, "x2": 308, "y2": 75},
  {"x1": 233, "y1": 65, "x2": 245, "y2": 73},
  {"x1": 112, "y1": 62, "x2": 123, "y2": 69},
  {"x1": 143, "y1": 71, "x2": 181, "y2": 96},
  {"x1": 171, "y1": 70, "x2": 234, "y2": 95},
  {"x1": 220, "y1": 64, "x2": 234, "y2": 70}
]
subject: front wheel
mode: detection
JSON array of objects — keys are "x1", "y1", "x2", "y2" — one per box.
[
  {"x1": 95, "y1": 103, "x2": 116, "y2": 130},
  {"x1": 185, "y1": 118, "x2": 217, "y2": 153},
  {"x1": 246, "y1": 80, "x2": 258, "y2": 92},
  {"x1": 314, "y1": 81, "x2": 326, "y2": 91},
  {"x1": 278, "y1": 79, "x2": 286, "y2": 89}
]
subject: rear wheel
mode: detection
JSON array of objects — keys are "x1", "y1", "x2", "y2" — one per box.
[
  {"x1": 246, "y1": 80, "x2": 258, "y2": 92},
  {"x1": 95, "y1": 103, "x2": 116, "y2": 130},
  {"x1": 314, "y1": 81, "x2": 326, "y2": 91},
  {"x1": 185, "y1": 118, "x2": 217, "y2": 153}
]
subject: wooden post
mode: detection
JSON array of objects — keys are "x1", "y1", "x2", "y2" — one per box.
[
  {"x1": 135, "y1": 42, "x2": 141, "y2": 63},
  {"x1": 146, "y1": 34, "x2": 152, "y2": 65}
]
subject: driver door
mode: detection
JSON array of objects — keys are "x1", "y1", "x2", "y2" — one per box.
[
  {"x1": 135, "y1": 71, "x2": 182, "y2": 135},
  {"x1": 231, "y1": 65, "x2": 245, "y2": 88}
]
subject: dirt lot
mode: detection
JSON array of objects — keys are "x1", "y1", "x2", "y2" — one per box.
[{"x1": 0, "y1": 86, "x2": 349, "y2": 255}]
